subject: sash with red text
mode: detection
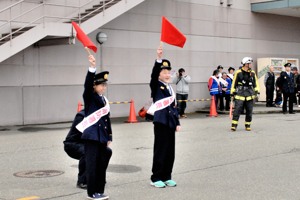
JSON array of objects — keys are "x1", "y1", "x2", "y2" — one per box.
[
  {"x1": 147, "y1": 86, "x2": 176, "y2": 115},
  {"x1": 76, "y1": 96, "x2": 110, "y2": 133}
]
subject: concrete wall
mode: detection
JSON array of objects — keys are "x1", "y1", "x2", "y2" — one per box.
[{"x1": 1, "y1": 0, "x2": 300, "y2": 125}]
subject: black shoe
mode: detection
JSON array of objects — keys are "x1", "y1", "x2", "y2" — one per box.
[
  {"x1": 77, "y1": 183, "x2": 87, "y2": 189},
  {"x1": 289, "y1": 112, "x2": 296, "y2": 114},
  {"x1": 283, "y1": 111, "x2": 287, "y2": 114}
]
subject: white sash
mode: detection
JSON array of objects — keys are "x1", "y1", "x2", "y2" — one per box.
[
  {"x1": 147, "y1": 85, "x2": 176, "y2": 116},
  {"x1": 212, "y1": 76, "x2": 220, "y2": 85},
  {"x1": 76, "y1": 96, "x2": 110, "y2": 133},
  {"x1": 227, "y1": 74, "x2": 233, "y2": 80},
  {"x1": 219, "y1": 77, "x2": 228, "y2": 87}
]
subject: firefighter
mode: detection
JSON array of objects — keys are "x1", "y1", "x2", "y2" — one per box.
[{"x1": 230, "y1": 57, "x2": 260, "y2": 131}]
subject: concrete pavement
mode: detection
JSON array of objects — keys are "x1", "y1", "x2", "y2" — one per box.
[{"x1": 1, "y1": 108, "x2": 300, "y2": 200}]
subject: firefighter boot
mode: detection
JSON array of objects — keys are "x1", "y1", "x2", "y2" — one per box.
[
  {"x1": 231, "y1": 124, "x2": 237, "y2": 131},
  {"x1": 245, "y1": 124, "x2": 251, "y2": 131}
]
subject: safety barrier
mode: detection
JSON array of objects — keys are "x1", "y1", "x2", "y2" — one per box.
[
  {"x1": 77, "y1": 99, "x2": 138, "y2": 123},
  {"x1": 77, "y1": 97, "x2": 213, "y2": 122},
  {"x1": 177, "y1": 98, "x2": 211, "y2": 102}
]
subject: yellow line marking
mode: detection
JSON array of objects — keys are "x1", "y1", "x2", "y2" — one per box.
[{"x1": 16, "y1": 196, "x2": 40, "y2": 200}]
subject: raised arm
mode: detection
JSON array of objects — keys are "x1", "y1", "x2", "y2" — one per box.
[
  {"x1": 150, "y1": 46, "x2": 163, "y2": 97},
  {"x1": 83, "y1": 55, "x2": 97, "y2": 108}
]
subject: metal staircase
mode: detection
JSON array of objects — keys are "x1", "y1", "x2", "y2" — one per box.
[{"x1": 0, "y1": 0, "x2": 145, "y2": 63}]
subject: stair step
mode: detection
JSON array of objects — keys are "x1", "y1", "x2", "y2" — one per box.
[
  {"x1": 11, "y1": 26, "x2": 33, "y2": 32},
  {"x1": 1, "y1": 26, "x2": 34, "y2": 43}
]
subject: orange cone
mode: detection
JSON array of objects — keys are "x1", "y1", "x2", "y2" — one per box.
[
  {"x1": 208, "y1": 95, "x2": 218, "y2": 117},
  {"x1": 77, "y1": 101, "x2": 83, "y2": 113},
  {"x1": 125, "y1": 99, "x2": 138, "y2": 123}
]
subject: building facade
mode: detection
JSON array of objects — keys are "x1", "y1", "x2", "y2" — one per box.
[{"x1": 0, "y1": 0, "x2": 300, "y2": 125}]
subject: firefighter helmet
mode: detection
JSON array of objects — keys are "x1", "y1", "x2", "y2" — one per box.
[{"x1": 241, "y1": 57, "x2": 253, "y2": 65}]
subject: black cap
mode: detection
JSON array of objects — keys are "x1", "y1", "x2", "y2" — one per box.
[
  {"x1": 292, "y1": 67, "x2": 298, "y2": 71},
  {"x1": 160, "y1": 59, "x2": 171, "y2": 70},
  {"x1": 284, "y1": 63, "x2": 292, "y2": 67},
  {"x1": 94, "y1": 71, "x2": 109, "y2": 85},
  {"x1": 228, "y1": 67, "x2": 235, "y2": 72}
]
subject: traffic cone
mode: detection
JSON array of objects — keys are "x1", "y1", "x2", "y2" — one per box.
[
  {"x1": 208, "y1": 95, "x2": 218, "y2": 117},
  {"x1": 125, "y1": 99, "x2": 138, "y2": 123},
  {"x1": 77, "y1": 101, "x2": 82, "y2": 113}
]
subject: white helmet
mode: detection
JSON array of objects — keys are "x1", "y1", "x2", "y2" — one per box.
[{"x1": 241, "y1": 57, "x2": 253, "y2": 65}]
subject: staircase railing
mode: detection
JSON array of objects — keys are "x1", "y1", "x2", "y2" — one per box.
[{"x1": 0, "y1": 0, "x2": 122, "y2": 44}]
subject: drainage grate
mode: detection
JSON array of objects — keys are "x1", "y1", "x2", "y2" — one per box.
[{"x1": 14, "y1": 170, "x2": 64, "y2": 178}]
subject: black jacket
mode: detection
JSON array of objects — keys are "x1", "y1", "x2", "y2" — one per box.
[
  {"x1": 82, "y1": 71, "x2": 112, "y2": 143},
  {"x1": 150, "y1": 60, "x2": 180, "y2": 129},
  {"x1": 279, "y1": 71, "x2": 295, "y2": 94},
  {"x1": 63, "y1": 110, "x2": 85, "y2": 159}
]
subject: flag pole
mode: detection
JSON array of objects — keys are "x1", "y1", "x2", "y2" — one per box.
[
  {"x1": 85, "y1": 47, "x2": 92, "y2": 55},
  {"x1": 159, "y1": 41, "x2": 164, "y2": 48}
]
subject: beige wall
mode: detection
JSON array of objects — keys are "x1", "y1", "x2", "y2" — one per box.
[{"x1": 0, "y1": 0, "x2": 300, "y2": 125}]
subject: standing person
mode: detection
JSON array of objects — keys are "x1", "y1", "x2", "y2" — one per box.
[
  {"x1": 227, "y1": 67, "x2": 235, "y2": 80},
  {"x1": 230, "y1": 57, "x2": 260, "y2": 131},
  {"x1": 217, "y1": 65, "x2": 223, "y2": 78},
  {"x1": 63, "y1": 110, "x2": 86, "y2": 189},
  {"x1": 172, "y1": 68, "x2": 191, "y2": 118},
  {"x1": 278, "y1": 63, "x2": 295, "y2": 114},
  {"x1": 275, "y1": 76, "x2": 283, "y2": 107},
  {"x1": 264, "y1": 66, "x2": 275, "y2": 107},
  {"x1": 295, "y1": 67, "x2": 300, "y2": 107},
  {"x1": 208, "y1": 69, "x2": 221, "y2": 110},
  {"x1": 148, "y1": 46, "x2": 181, "y2": 188},
  {"x1": 292, "y1": 67, "x2": 299, "y2": 106},
  {"x1": 77, "y1": 55, "x2": 112, "y2": 200},
  {"x1": 219, "y1": 72, "x2": 231, "y2": 111}
]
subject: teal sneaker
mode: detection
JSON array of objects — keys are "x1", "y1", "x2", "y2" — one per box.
[
  {"x1": 150, "y1": 180, "x2": 166, "y2": 188},
  {"x1": 164, "y1": 180, "x2": 177, "y2": 187}
]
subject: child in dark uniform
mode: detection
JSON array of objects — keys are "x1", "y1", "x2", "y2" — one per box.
[
  {"x1": 149, "y1": 46, "x2": 181, "y2": 188},
  {"x1": 77, "y1": 55, "x2": 112, "y2": 200}
]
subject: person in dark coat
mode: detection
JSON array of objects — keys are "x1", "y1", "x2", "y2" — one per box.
[
  {"x1": 148, "y1": 46, "x2": 181, "y2": 188},
  {"x1": 275, "y1": 76, "x2": 283, "y2": 107},
  {"x1": 278, "y1": 63, "x2": 295, "y2": 114},
  {"x1": 63, "y1": 110, "x2": 87, "y2": 189},
  {"x1": 79, "y1": 55, "x2": 112, "y2": 200},
  {"x1": 264, "y1": 66, "x2": 275, "y2": 107}
]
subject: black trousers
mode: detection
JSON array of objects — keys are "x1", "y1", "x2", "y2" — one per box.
[
  {"x1": 220, "y1": 93, "x2": 230, "y2": 110},
  {"x1": 85, "y1": 140, "x2": 112, "y2": 196},
  {"x1": 78, "y1": 154, "x2": 86, "y2": 184},
  {"x1": 232, "y1": 99, "x2": 253, "y2": 123},
  {"x1": 282, "y1": 92, "x2": 294, "y2": 113},
  {"x1": 64, "y1": 142, "x2": 86, "y2": 184},
  {"x1": 176, "y1": 93, "x2": 188, "y2": 115},
  {"x1": 151, "y1": 123, "x2": 176, "y2": 182},
  {"x1": 266, "y1": 86, "x2": 274, "y2": 106}
]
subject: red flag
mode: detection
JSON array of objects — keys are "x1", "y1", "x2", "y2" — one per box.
[
  {"x1": 72, "y1": 22, "x2": 97, "y2": 53},
  {"x1": 160, "y1": 16, "x2": 186, "y2": 48}
]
